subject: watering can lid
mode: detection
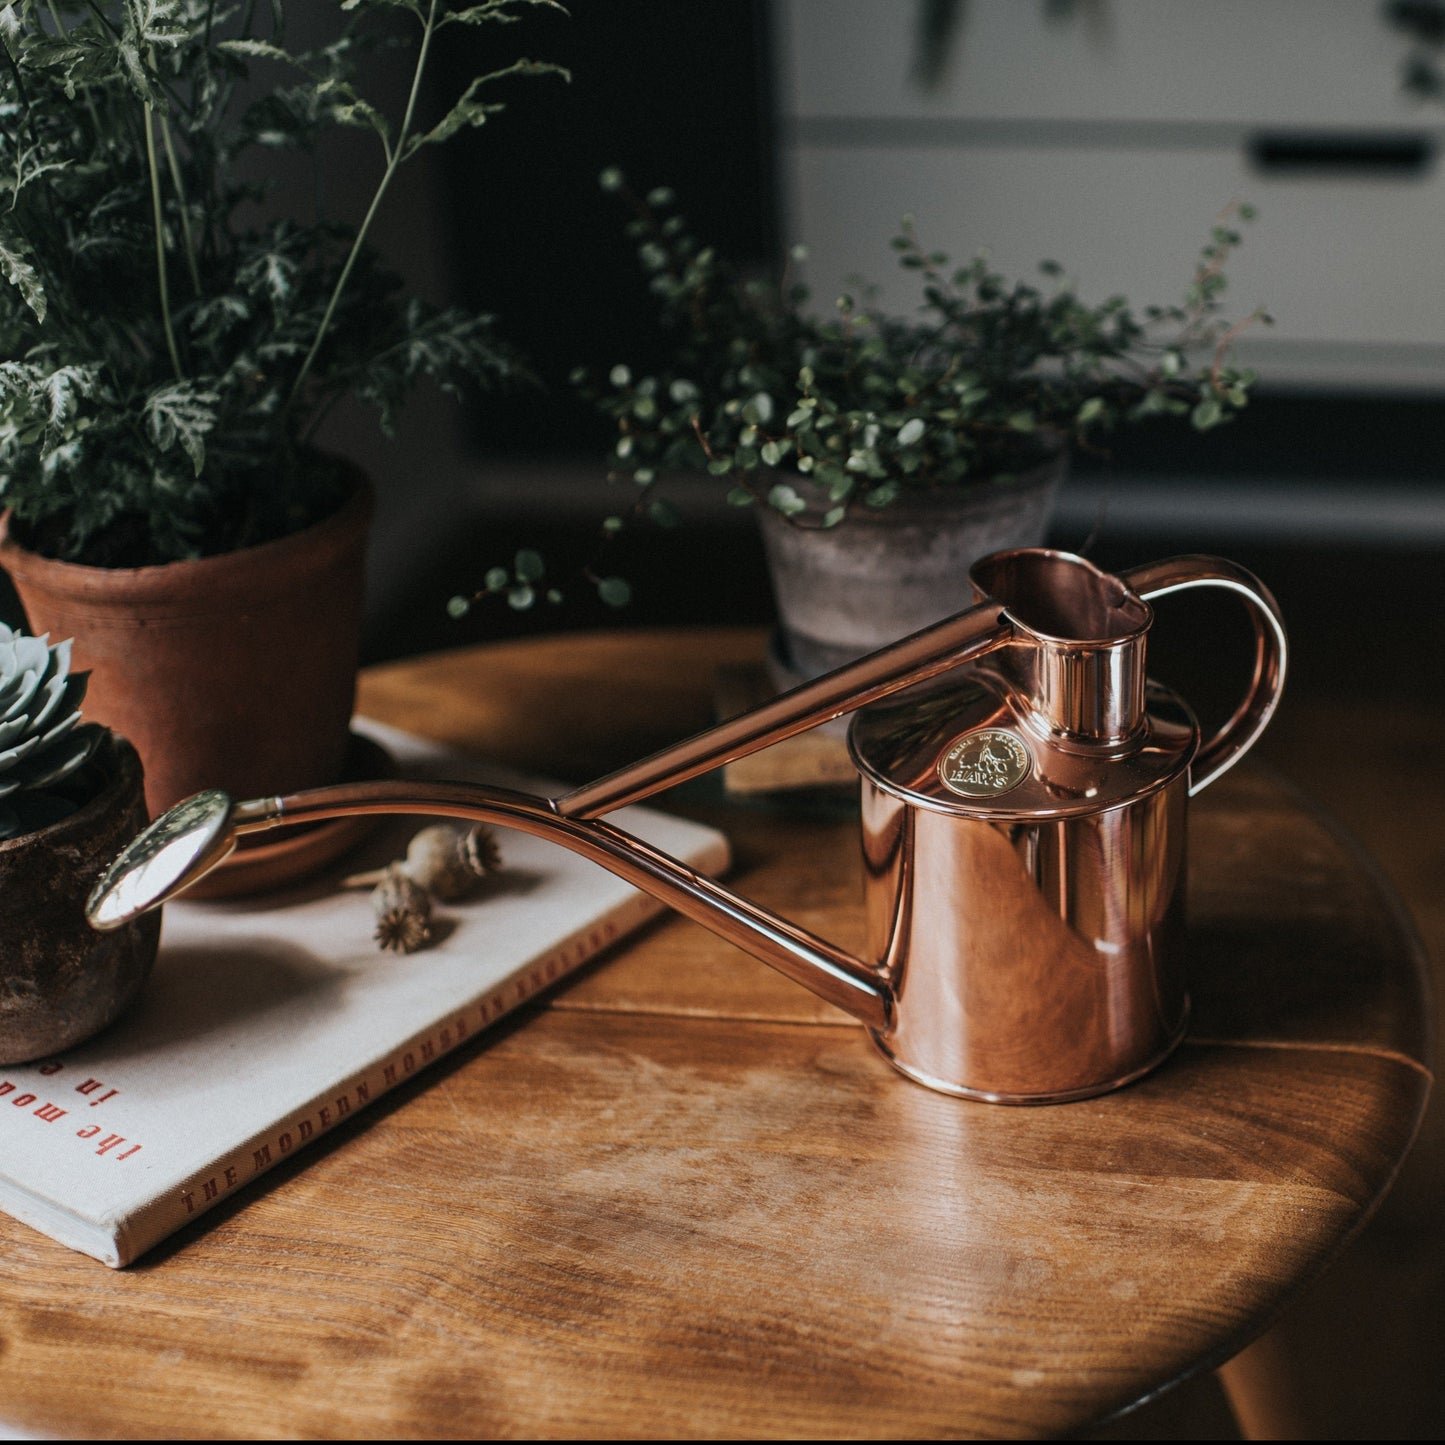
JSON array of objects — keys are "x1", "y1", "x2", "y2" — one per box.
[{"x1": 847, "y1": 670, "x2": 1197, "y2": 819}]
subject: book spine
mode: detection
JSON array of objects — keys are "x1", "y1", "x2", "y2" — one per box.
[{"x1": 109, "y1": 877, "x2": 695, "y2": 1268}]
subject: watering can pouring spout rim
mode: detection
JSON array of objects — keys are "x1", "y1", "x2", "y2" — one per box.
[{"x1": 85, "y1": 549, "x2": 1287, "y2": 1051}]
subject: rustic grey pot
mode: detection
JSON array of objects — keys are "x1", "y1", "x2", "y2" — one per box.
[
  {"x1": 0, "y1": 732, "x2": 161, "y2": 1065},
  {"x1": 755, "y1": 454, "x2": 1066, "y2": 681}
]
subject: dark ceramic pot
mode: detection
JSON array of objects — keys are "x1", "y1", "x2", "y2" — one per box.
[{"x1": 0, "y1": 732, "x2": 161, "y2": 1066}]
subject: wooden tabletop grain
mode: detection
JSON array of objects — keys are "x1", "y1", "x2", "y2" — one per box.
[{"x1": 0, "y1": 628, "x2": 1431, "y2": 1441}]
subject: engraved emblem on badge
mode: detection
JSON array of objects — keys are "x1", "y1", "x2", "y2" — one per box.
[{"x1": 938, "y1": 728, "x2": 1031, "y2": 798}]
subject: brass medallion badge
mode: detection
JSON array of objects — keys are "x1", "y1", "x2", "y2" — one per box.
[{"x1": 938, "y1": 729, "x2": 1031, "y2": 798}]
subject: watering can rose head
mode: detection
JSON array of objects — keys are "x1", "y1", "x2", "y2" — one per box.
[{"x1": 0, "y1": 624, "x2": 102, "y2": 840}]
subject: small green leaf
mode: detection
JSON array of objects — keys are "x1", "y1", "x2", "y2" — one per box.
[
  {"x1": 896, "y1": 417, "x2": 925, "y2": 447},
  {"x1": 446, "y1": 595, "x2": 471, "y2": 618},
  {"x1": 514, "y1": 548, "x2": 545, "y2": 582},
  {"x1": 1191, "y1": 397, "x2": 1225, "y2": 429},
  {"x1": 741, "y1": 391, "x2": 773, "y2": 426},
  {"x1": 316, "y1": 78, "x2": 391, "y2": 146},
  {"x1": 767, "y1": 482, "x2": 807, "y2": 517},
  {"x1": 597, "y1": 576, "x2": 631, "y2": 607},
  {"x1": 144, "y1": 383, "x2": 220, "y2": 476},
  {"x1": 507, "y1": 585, "x2": 536, "y2": 610},
  {"x1": 412, "y1": 61, "x2": 568, "y2": 151},
  {"x1": 485, "y1": 567, "x2": 510, "y2": 592},
  {"x1": 0, "y1": 4, "x2": 21, "y2": 58},
  {"x1": 0, "y1": 239, "x2": 46, "y2": 323},
  {"x1": 215, "y1": 39, "x2": 298, "y2": 64}
]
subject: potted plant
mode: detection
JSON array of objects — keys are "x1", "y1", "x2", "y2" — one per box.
[
  {"x1": 470, "y1": 170, "x2": 1268, "y2": 680},
  {"x1": 0, "y1": 0, "x2": 563, "y2": 825},
  {"x1": 1, "y1": 622, "x2": 158, "y2": 1065}
]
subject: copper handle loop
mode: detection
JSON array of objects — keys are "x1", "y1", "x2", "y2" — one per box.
[{"x1": 1121, "y1": 556, "x2": 1288, "y2": 797}]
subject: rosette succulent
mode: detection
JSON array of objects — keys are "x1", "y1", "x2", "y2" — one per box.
[{"x1": 0, "y1": 624, "x2": 101, "y2": 840}]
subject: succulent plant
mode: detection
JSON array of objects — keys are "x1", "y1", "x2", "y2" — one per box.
[{"x1": 0, "y1": 623, "x2": 102, "y2": 841}]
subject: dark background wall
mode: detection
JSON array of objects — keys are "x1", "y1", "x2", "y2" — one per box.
[{"x1": 434, "y1": 0, "x2": 780, "y2": 459}]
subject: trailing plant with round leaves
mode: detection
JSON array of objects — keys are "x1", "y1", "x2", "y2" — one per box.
[
  {"x1": 592, "y1": 172, "x2": 1268, "y2": 523},
  {"x1": 0, "y1": 622, "x2": 102, "y2": 839},
  {"x1": 0, "y1": 0, "x2": 566, "y2": 567},
  {"x1": 456, "y1": 168, "x2": 1268, "y2": 615}
]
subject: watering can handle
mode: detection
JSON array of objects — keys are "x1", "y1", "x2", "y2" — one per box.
[{"x1": 1122, "y1": 556, "x2": 1288, "y2": 797}]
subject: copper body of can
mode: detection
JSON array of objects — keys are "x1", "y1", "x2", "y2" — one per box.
[{"x1": 860, "y1": 777, "x2": 1189, "y2": 1102}]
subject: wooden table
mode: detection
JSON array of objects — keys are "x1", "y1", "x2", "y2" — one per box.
[{"x1": 0, "y1": 628, "x2": 1431, "y2": 1440}]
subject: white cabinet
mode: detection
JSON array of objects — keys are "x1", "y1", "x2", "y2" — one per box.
[{"x1": 772, "y1": 0, "x2": 1445, "y2": 390}]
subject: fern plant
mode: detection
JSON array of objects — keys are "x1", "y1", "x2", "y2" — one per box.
[{"x1": 0, "y1": 0, "x2": 564, "y2": 566}]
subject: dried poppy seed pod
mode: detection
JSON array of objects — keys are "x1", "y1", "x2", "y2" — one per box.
[
  {"x1": 372, "y1": 862, "x2": 433, "y2": 954},
  {"x1": 401, "y1": 823, "x2": 502, "y2": 902}
]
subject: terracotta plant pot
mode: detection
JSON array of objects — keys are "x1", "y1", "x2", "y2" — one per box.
[
  {"x1": 0, "y1": 732, "x2": 161, "y2": 1065},
  {"x1": 755, "y1": 453, "x2": 1066, "y2": 682},
  {"x1": 0, "y1": 477, "x2": 373, "y2": 820}
]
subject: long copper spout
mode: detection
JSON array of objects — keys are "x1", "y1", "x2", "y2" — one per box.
[
  {"x1": 88, "y1": 595, "x2": 1019, "y2": 1035},
  {"x1": 87, "y1": 779, "x2": 895, "y2": 1030}
]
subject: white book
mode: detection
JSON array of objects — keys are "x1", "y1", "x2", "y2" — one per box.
[{"x1": 0, "y1": 720, "x2": 730, "y2": 1268}]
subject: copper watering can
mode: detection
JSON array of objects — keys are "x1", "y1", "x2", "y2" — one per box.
[{"x1": 88, "y1": 549, "x2": 1285, "y2": 1104}]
